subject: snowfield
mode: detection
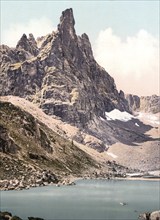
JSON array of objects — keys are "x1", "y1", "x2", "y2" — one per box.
[
  {"x1": 104, "y1": 109, "x2": 159, "y2": 126},
  {"x1": 105, "y1": 109, "x2": 135, "y2": 122}
]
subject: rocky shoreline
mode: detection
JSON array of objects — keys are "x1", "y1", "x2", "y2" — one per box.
[
  {"x1": 1, "y1": 152, "x2": 159, "y2": 191},
  {"x1": 1, "y1": 171, "x2": 159, "y2": 191},
  {"x1": 0, "y1": 158, "x2": 130, "y2": 191},
  {"x1": 0, "y1": 211, "x2": 44, "y2": 220},
  {"x1": 0, "y1": 169, "x2": 59, "y2": 191}
]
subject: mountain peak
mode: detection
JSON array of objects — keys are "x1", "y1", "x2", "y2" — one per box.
[
  {"x1": 60, "y1": 8, "x2": 75, "y2": 26},
  {"x1": 58, "y1": 8, "x2": 76, "y2": 40},
  {"x1": 16, "y1": 33, "x2": 38, "y2": 56},
  {"x1": 16, "y1": 34, "x2": 28, "y2": 48}
]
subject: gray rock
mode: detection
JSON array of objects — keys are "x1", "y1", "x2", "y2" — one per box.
[
  {"x1": 150, "y1": 210, "x2": 160, "y2": 220},
  {"x1": 16, "y1": 33, "x2": 39, "y2": 56},
  {"x1": 125, "y1": 94, "x2": 160, "y2": 113},
  {"x1": 0, "y1": 8, "x2": 129, "y2": 129},
  {"x1": 0, "y1": 125, "x2": 19, "y2": 153},
  {"x1": 139, "y1": 211, "x2": 160, "y2": 220},
  {"x1": 0, "y1": 8, "x2": 158, "y2": 157}
]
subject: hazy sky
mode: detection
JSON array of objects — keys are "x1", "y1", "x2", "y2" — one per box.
[{"x1": 1, "y1": 0, "x2": 159, "y2": 96}]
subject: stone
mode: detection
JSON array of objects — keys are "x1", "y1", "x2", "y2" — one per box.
[
  {"x1": 11, "y1": 216, "x2": 22, "y2": 220},
  {"x1": 28, "y1": 217, "x2": 44, "y2": 220},
  {"x1": 0, "y1": 125, "x2": 19, "y2": 153},
  {"x1": 125, "y1": 94, "x2": 160, "y2": 113},
  {"x1": 16, "y1": 33, "x2": 39, "y2": 56},
  {"x1": 139, "y1": 211, "x2": 160, "y2": 220},
  {"x1": 150, "y1": 211, "x2": 160, "y2": 220},
  {"x1": 0, "y1": 212, "x2": 12, "y2": 220}
]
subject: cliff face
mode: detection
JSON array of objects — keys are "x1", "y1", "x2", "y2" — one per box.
[
  {"x1": 0, "y1": 8, "x2": 129, "y2": 127},
  {"x1": 126, "y1": 94, "x2": 160, "y2": 114}
]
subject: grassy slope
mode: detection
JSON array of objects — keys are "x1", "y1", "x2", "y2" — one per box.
[{"x1": 0, "y1": 101, "x2": 98, "y2": 180}]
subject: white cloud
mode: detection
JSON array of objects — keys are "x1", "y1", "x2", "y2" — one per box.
[
  {"x1": 94, "y1": 28, "x2": 159, "y2": 96},
  {"x1": 1, "y1": 17, "x2": 55, "y2": 47}
]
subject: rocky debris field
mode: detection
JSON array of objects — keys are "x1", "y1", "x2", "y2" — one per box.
[{"x1": 0, "y1": 152, "x2": 139, "y2": 191}]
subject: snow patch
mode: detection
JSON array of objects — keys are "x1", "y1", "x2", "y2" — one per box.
[
  {"x1": 100, "y1": 116, "x2": 106, "y2": 122},
  {"x1": 107, "y1": 152, "x2": 118, "y2": 159},
  {"x1": 126, "y1": 173, "x2": 143, "y2": 177},
  {"x1": 135, "y1": 123, "x2": 140, "y2": 127},
  {"x1": 105, "y1": 109, "x2": 134, "y2": 122}
]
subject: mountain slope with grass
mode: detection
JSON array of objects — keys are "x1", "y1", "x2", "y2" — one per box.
[{"x1": 0, "y1": 97, "x2": 101, "y2": 189}]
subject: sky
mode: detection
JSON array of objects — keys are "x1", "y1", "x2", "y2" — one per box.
[{"x1": 1, "y1": 0, "x2": 159, "y2": 96}]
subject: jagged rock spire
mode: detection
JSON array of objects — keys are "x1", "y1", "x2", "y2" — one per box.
[
  {"x1": 28, "y1": 33, "x2": 37, "y2": 48},
  {"x1": 60, "y1": 8, "x2": 75, "y2": 26},
  {"x1": 58, "y1": 8, "x2": 76, "y2": 42},
  {"x1": 16, "y1": 34, "x2": 28, "y2": 49},
  {"x1": 16, "y1": 33, "x2": 39, "y2": 56},
  {"x1": 80, "y1": 33, "x2": 94, "y2": 60}
]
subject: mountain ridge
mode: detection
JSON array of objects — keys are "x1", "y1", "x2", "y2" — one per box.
[
  {"x1": 0, "y1": 8, "x2": 160, "y2": 186},
  {"x1": 0, "y1": 8, "x2": 130, "y2": 126}
]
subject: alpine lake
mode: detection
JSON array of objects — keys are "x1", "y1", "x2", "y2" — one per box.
[{"x1": 1, "y1": 179, "x2": 159, "y2": 220}]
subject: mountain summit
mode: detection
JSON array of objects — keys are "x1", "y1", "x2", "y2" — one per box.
[
  {"x1": 0, "y1": 8, "x2": 159, "y2": 151},
  {"x1": 0, "y1": 9, "x2": 160, "y2": 184},
  {"x1": 0, "y1": 8, "x2": 129, "y2": 128}
]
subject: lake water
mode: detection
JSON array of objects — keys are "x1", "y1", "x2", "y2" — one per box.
[{"x1": 1, "y1": 179, "x2": 159, "y2": 220}]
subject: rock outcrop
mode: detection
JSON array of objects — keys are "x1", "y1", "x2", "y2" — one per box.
[
  {"x1": 126, "y1": 94, "x2": 160, "y2": 114},
  {"x1": 0, "y1": 211, "x2": 44, "y2": 220},
  {"x1": 16, "y1": 33, "x2": 39, "y2": 56},
  {"x1": 139, "y1": 210, "x2": 160, "y2": 220}
]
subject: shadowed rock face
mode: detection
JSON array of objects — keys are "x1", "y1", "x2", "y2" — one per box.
[
  {"x1": 0, "y1": 125, "x2": 20, "y2": 154},
  {"x1": 0, "y1": 8, "x2": 129, "y2": 127}
]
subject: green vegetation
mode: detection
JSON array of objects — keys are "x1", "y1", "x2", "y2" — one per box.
[{"x1": 0, "y1": 100, "x2": 97, "y2": 181}]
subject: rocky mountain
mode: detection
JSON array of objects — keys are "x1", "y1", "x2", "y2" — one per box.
[
  {"x1": 0, "y1": 8, "x2": 129, "y2": 129},
  {"x1": 0, "y1": 8, "x2": 160, "y2": 184},
  {"x1": 126, "y1": 94, "x2": 160, "y2": 114},
  {"x1": 1, "y1": 8, "x2": 158, "y2": 149}
]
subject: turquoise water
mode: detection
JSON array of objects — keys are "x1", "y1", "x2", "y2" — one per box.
[{"x1": 0, "y1": 179, "x2": 159, "y2": 220}]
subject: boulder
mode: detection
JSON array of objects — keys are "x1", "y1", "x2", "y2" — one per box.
[
  {"x1": 28, "y1": 217, "x2": 44, "y2": 220},
  {"x1": 150, "y1": 211, "x2": 160, "y2": 220},
  {"x1": 139, "y1": 211, "x2": 160, "y2": 220},
  {"x1": 11, "y1": 216, "x2": 22, "y2": 220}
]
